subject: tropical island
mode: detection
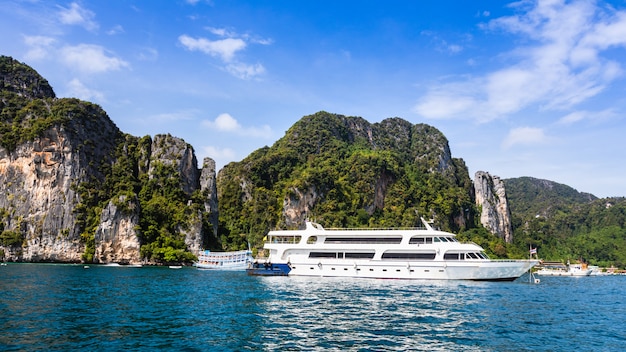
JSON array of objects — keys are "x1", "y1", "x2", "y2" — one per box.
[{"x1": 1, "y1": 55, "x2": 625, "y2": 269}]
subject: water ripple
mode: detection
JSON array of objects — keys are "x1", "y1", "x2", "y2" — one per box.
[{"x1": 1, "y1": 265, "x2": 625, "y2": 351}]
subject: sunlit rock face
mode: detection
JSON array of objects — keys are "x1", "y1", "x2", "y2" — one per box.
[
  {"x1": 0, "y1": 56, "x2": 218, "y2": 263},
  {"x1": 474, "y1": 171, "x2": 513, "y2": 243}
]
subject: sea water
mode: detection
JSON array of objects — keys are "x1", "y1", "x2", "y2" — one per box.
[{"x1": 1, "y1": 264, "x2": 624, "y2": 351}]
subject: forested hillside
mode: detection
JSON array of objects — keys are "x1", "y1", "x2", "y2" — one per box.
[
  {"x1": 505, "y1": 177, "x2": 626, "y2": 267},
  {"x1": 217, "y1": 111, "x2": 481, "y2": 252}
]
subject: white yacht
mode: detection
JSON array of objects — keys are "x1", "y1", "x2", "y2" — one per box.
[{"x1": 247, "y1": 219, "x2": 538, "y2": 281}]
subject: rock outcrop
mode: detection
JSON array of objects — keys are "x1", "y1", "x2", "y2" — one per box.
[
  {"x1": 0, "y1": 102, "x2": 122, "y2": 261},
  {"x1": 0, "y1": 56, "x2": 217, "y2": 263},
  {"x1": 199, "y1": 157, "x2": 219, "y2": 237},
  {"x1": 94, "y1": 196, "x2": 141, "y2": 264},
  {"x1": 474, "y1": 171, "x2": 513, "y2": 243}
]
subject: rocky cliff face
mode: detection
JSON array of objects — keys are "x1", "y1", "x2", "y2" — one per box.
[
  {"x1": 474, "y1": 171, "x2": 513, "y2": 243},
  {"x1": 148, "y1": 134, "x2": 214, "y2": 256},
  {"x1": 0, "y1": 100, "x2": 122, "y2": 262},
  {"x1": 93, "y1": 196, "x2": 141, "y2": 264},
  {"x1": 0, "y1": 56, "x2": 217, "y2": 263},
  {"x1": 199, "y1": 157, "x2": 219, "y2": 238}
]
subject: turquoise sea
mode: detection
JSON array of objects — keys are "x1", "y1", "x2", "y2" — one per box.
[{"x1": 1, "y1": 264, "x2": 624, "y2": 351}]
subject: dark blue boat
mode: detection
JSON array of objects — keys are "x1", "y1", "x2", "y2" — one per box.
[{"x1": 246, "y1": 262, "x2": 291, "y2": 276}]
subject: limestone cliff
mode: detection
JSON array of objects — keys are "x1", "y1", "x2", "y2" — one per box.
[
  {"x1": 0, "y1": 56, "x2": 217, "y2": 263},
  {"x1": 474, "y1": 171, "x2": 513, "y2": 243},
  {"x1": 217, "y1": 111, "x2": 476, "y2": 251}
]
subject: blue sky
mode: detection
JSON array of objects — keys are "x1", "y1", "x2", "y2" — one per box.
[{"x1": 1, "y1": 0, "x2": 626, "y2": 198}]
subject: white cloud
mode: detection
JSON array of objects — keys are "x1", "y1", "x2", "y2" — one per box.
[
  {"x1": 414, "y1": 1, "x2": 626, "y2": 122},
  {"x1": 201, "y1": 145, "x2": 237, "y2": 170},
  {"x1": 57, "y1": 2, "x2": 98, "y2": 31},
  {"x1": 106, "y1": 25, "x2": 124, "y2": 35},
  {"x1": 557, "y1": 108, "x2": 616, "y2": 125},
  {"x1": 59, "y1": 44, "x2": 129, "y2": 73},
  {"x1": 421, "y1": 31, "x2": 465, "y2": 55},
  {"x1": 137, "y1": 47, "x2": 158, "y2": 61},
  {"x1": 178, "y1": 35, "x2": 246, "y2": 62},
  {"x1": 214, "y1": 113, "x2": 241, "y2": 131},
  {"x1": 413, "y1": 83, "x2": 479, "y2": 119},
  {"x1": 23, "y1": 35, "x2": 56, "y2": 61},
  {"x1": 150, "y1": 110, "x2": 198, "y2": 122},
  {"x1": 558, "y1": 111, "x2": 587, "y2": 125},
  {"x1": 178, "y1": 26, "x2": 270, "y2": 79},
  {"x1": 502, "y1": 127, "x2": 549, "y2": 149},
  {"x1": 66, "y1": 78, "x2": 104, "y2": 102},
  {"x1": 202, "y1": 113, "x2": 272, "y2": 138},
  {"x1": 207, "y1": 27, "x2": 234, "y2": 37},
  {"x1": 203, "y1": 145, "x2": 236, "y2": 159},
  {"x1": 225, "y1": 62, "x2": 266, "y2": 80}
]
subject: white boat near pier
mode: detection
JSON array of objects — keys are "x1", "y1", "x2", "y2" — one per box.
[
  {"x1": 535, "y1": 261, "x2": 593, "y2": 277},
  {"x1": 196, "y1": 249, "x2": 253, "y2": 270}
]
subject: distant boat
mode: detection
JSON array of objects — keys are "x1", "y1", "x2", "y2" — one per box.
[
  {"x1": 123, "y1": 264, "x2": 143, "y2": 268},
  {"x1": 535, "y1": 261, "x2": 593, "y2": 276},
  {"x1": 195, "y1": 249, "x2": 253, "y2": 270},
  {"x1": 168, "y1": 265, "x2": 183, "y2": 269},
  {"x1": 102, "y1": 263, "x2": 142, "y2": 268}
]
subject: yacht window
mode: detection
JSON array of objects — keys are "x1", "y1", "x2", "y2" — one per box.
[
  {"x1": 344, "y1": 252, "x2": 375, "y2": 259},
  {"x1": 425, "y1": 238, "x2": 433, "y2": 244},
  {"x1": 409, "y1": 237, "x2": 425, "y2": 244},
  {"x1": 307, "y1": 236, "x2": 317, "y2": 244},
  {"x1": 309, "y1": 252, "x2": 337, "y2": 258},
  {"x1": 381, "y1": 252, "x2": 436, "y2": 260},
  {"x1": 272, "y1": 235, "x2": 301, "y2": 244},
  {"x1": 325, "y1": 237, "x2": 402, "y2": 244},
  {"x1": 466, "y1": 253, "x2": 480, "y2": 259},
  {"x1": 443, "y1": 252, "x2": 460, "y2": 260}
]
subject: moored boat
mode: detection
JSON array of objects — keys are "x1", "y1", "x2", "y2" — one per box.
[
  {"x1": 196, "y1": 249, "x2": 253, "y2": 270},
  {"x1": 535, "y1": 261, "x2": 592, "y2": 276},
  {"x1": 247, "y1": 219, "x2": 538, "y2": 281}
]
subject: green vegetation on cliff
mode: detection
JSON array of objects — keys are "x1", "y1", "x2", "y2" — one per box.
[
  {"x1": 218, "y1": 111, "x2": 480, "y2": 253},
  {"x1": 75, "y1": 134, "x2": 204, "y2": 264},
  {"x1": 506, "y1": 177, "x2": 626, "y2": 267}
]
